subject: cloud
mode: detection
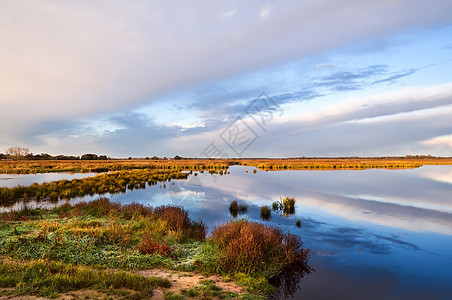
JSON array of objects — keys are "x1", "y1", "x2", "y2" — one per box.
[
  {"x1": 422, "y1": 135, "x2": 452, "y2": 148},
  {"x1": 2, "y1": 0, "x2": 452, "y2": 146},
  {"x1": 259, "y1": 3, "x2": 272, "y2": 19},
  {"x1": 168, "y1": 83, "x2": 452, "y2": 157}
]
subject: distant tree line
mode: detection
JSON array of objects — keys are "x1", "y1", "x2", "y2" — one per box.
[{"x1": 1, "y1": 147, "x2": 109, "y2": 161}]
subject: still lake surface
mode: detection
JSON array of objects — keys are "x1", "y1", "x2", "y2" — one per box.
[{"x1": 2, "y1": 166, "x2": 452, "y2": 299}]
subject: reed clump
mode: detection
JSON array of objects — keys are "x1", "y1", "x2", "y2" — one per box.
[
  {"x1": 229, "y1": 200, "x2": 248, "y2": 218},
  {"x1": 273, "y1": 196, "x2": 296, "y2": 217},
  {"x1": 260, "y1": 206, "x2": 271, "y2": 221},
  {"x1": 210, "y1": 219, "x2": 310, "y2": 277}
]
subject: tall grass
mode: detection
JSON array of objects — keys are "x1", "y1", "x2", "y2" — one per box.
[
  {"x1": 260, "y1": 206, "x2": 271, "y2": 221},
  {"x1": 0, "y1": 169, "x2": 188, "y2": 202},
  {"x1": 274, "y1": 196, "x2": 296, "y2": 217},
  {"x1": 229, "y1": 200, "x2": 248, "y2": 218},
  {"x1": 0, "y1": 159, "x2": 232, "y2": 175},
  {"x1": 210, "y1": 219, "x2": 310, "y2": 277}
]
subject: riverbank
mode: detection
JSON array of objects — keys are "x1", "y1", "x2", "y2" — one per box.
[
  {"x1": 0, "y1": 198, "x2": 310, "y2": 299},
  {"x1": 1, "y1": 157, "x2": 452, "y2": 175}
]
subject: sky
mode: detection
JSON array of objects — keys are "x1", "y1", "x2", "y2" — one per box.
[{"x1": 1, "y1": 0, "x2": 452, "y2": 158}]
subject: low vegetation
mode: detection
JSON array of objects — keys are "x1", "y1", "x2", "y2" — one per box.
[
  {"x1": 260, "y1": 206, "x2": 271, "y2": 221},
  {"x1": 240, "y1": 157, "x2": 452, "y2": 170},
  {"x1": 1, "y1": 156, "x2": 451, "y2": 175},
  {"x1": 0, "y1": 159, "x2": 232, "y2": 174},
  {"x1": 229, "y1": 200, "x2": 248, "y2": 218},
  {"x1": 0, "y1": 198, "x2": 310, "y2": 298},
  {"x1": 0, "y1": 169, "x2": 191, "y2": 203},
  {"x1": 0, "y1": 259, "x2": 170, "y2": 298},
  {"x1": 273, "y1": 196, "x2": 296, "y2": 217}
]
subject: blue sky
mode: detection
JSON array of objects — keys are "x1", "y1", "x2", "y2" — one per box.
[{"x1": 1, "y1": 0, "x2": 452, "y2": 157}]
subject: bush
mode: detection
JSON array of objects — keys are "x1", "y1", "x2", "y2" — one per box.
[
  {"x1": 138, "y1": 235, "x2": 172, "y2": 256},
  {"x1": 153, "y1": 206, "x2": 206, "y2": 241},
  {"x1": 210, "y1": 220, "x2": 309, "y2": 276}
]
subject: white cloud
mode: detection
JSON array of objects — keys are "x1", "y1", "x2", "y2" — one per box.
[
  {"x1": 422, "y1": 135, "x2": 452, "y2": 148},
  {"x1": 222, "y1": 9, "x2": 237, "y2": 19},
  {"x1": 1, "y1": 1, "x2": 452, "y2": 127},
  {"x1": 259, "y1": 3, "x2": 272, "y2": 19},
  {"x1": 2, "y1": 0, "x2": 452, "y2": 154}
]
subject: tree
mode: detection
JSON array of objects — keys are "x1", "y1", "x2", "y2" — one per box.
[
  {"x1": 0, "y1": 153, "x2": 6, "y2": 160},
  {"x1": 5, "y1": 147, "x2": 29, "y2": 160},
  {"x1": 81, "y1": 154, "x2": 99, "y2": 160}
]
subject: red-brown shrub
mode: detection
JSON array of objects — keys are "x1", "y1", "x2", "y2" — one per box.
[
  {"x1": 138, "y1": 234, "x2": 172, "y2": 256},
  {"x1": 153, "y1": 206, "x2": 206, "y2": 241},
  {"x1": 211, "y1": 220, "x2": 309, "y2": 275}
]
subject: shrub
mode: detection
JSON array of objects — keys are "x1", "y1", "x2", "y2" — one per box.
[
  {"x1": 138, "y1": 235, "x2": 172, "y2": 256},
  {"x1": 153, "y1": 206, "x2": 206, "y2": 241},
  {"x1": 210, "y1": 220, "x2": 310, "y2": 277}
]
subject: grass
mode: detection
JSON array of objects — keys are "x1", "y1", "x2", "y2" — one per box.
[
  {"x1": 273, "y1": 196, "x2": 296, "y2": 217},
  {"x1": 0, "y1": 198, "x2": 311, "y2": 299},
  {"x1": 260, "y1": 206, "x2": 271, "y2": 221},
  {"x1": 229, "y1": 200, "x2": 248, "y2": 218},
  {"x1": 0, "y1": 259, "x2": 170, "y2": 298},
  {"x1": 0, "y1": 159, "x2": 232, "y2": 174},
  {"x1": 0, "y1": 198, "x2": 206, "y2": 271},
  {"x1": 210, "y1": 220, "x2": 310, "y2": 276},
  {"x1": 180, "y1": 279, "x2": 238, "y2": 299},
  {"x1": 1, "y1": 156, "x2": 451, "y2": 176}
]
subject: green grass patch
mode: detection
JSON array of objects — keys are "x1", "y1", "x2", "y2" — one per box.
[
  {"x1": 0, "y1": 198, "x2": 311, "y2": 299},
  {"x1": 0, "y1": 259, "x2": 170, "y2": 298}
]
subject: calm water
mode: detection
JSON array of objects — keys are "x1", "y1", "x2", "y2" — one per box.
[
  {"x1": 0, "y1": 172, "x2": 98, "y2": 188},
  {"x1": 2, "y1": 166, "x2": 452, "y2": 299}
]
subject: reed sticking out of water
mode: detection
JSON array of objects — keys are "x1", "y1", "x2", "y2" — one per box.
[
  {"x1": 296, "y1": 220, "x2": 301, "y2": 228},
  {"x1": 273, "y1": 196, "x2": 296, "y2": 217},
  {"x1": 229, "y1": 200, "x2": 248, "y2": 218},
  {"x1": 260, "y1": 206, "x2": 271, "y2": 221}
]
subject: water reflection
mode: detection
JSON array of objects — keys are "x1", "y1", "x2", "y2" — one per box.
[
  {"x1": 0, "y1": 172, "x2": 99, "y2": 188},
  {"x1": 269, "y1": 261, "x2": 313, "y2": 298}
]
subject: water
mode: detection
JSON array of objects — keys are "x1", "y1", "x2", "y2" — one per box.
[
  {"x1": 0, "y1": 172, "x2": 98, "y2": 188},
  {"x1": 2, "y1": 166, "x2": 452, "y2": 299}
]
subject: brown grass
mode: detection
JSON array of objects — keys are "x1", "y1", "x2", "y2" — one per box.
[
  {"x1": 138, "y1": 234, "x2": 172, "y2": 256},
  {"x1": 1, "y1": 156, "x2": 451, "y2": 175},
  {"x1": 211, "y1": 220, "x2": 310, "y2": 276}
]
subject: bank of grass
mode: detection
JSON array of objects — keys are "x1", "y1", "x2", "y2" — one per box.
[
  {"x1": 0, "y1": 259, "x2": 170, "y2": 299},
  {"x1": 0, "y1": 198, "x2": 310, "y2": 298},
  {"x1": 0, "y1": 167, "x2": 233, "y2": 203},
  {"x1": 1, "y1": 157, "x2": 451, "y2": 176},
  {"x1": 240, "y1": 157, "x2": 452, "y2": 170},
  {"x1": 0, "y1": 169, "x2": 191, "y2": 203},
  {"x1": 0, "y1": 159, "x2": 232, "y2": 174}
]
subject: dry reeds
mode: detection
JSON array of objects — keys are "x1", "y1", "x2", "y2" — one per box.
[{"x1": 211, "y1": 219, "x2": 310, "y2": 276}]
